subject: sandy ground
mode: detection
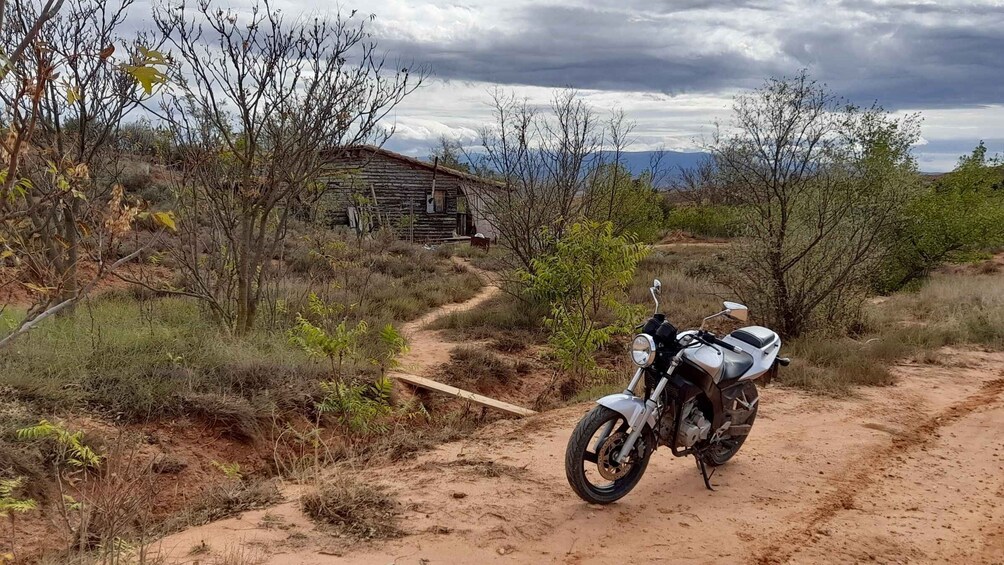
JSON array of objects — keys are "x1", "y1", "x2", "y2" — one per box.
[{"x1": 152, "y1": 261, "x2": 1004, "y2": 565}]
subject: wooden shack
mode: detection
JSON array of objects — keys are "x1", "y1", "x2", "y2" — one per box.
[{"x1": 318, "y1": 145, "x2": 496, "y2": 243}]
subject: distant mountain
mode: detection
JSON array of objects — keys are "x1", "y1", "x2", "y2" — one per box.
[
  {"x1": 390, "y1": 141, "x2": 710, "y2": 183},
  {"x1": 596, "y1": 150, "x2": 709, "y2": 180}
]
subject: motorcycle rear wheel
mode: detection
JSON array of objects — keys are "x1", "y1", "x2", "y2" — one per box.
[
  {"x1": 565, "y1": 405, "x2": 652, "y2": 505},
  {"x1": 703, "y1": 385, "x2": 758, "y2": 466}
]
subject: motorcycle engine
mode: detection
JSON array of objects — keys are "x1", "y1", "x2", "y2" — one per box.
[{"x1": 676, "y1": 402, "x2": 711, "y2": 448}]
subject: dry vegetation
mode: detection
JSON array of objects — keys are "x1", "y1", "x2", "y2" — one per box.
[
  {"x1": 442, "y1": 346, "x2": 533, "y2": 392},
  {"x1": 0, "y1": 234, "x2": 489, "y2": 561},
  {"x1": 300, "y1": 474, "x2": 401, "y2": 540},
  {"x1": 1, "y1": 1, "x2": 1002, "y2": 558}
]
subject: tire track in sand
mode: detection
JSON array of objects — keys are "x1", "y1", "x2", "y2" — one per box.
[{"x1": 752, "y1": 378, "x2": 1004, "y2": 565}]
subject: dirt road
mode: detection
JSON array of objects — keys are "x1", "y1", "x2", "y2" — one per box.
[{"x1": 155, "y1": 342, "x2": 1004, "y2": 564}]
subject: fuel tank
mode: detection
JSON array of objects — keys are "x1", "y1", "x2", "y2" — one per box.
[{"x1": 681, "y1": 343, "x2": 723, "y2": 381}]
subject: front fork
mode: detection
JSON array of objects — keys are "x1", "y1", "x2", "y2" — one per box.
[{"x1": 615, "y1": 355, "x2": 682, "y2": 464}]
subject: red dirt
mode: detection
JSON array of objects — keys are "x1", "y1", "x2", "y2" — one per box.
[{"x1": 0, "y1": 260, "x2": 172, "y2": 307}]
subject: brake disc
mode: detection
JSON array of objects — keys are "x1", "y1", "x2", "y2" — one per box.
[{"x1": 596, "y1": 432, "x2": 633, "y2": 481}]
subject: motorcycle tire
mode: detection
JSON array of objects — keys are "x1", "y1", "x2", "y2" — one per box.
[
  {"x1": 703, "y1": 385, "x2": 758, "y2": 467},
  {"x1": 565, "y1": 405, "x2": 653, "y2": 505}
]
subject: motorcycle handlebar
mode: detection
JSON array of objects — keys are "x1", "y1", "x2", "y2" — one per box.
[{"x1": 691, "y1": 331, "x2": 743, "y2": 354}]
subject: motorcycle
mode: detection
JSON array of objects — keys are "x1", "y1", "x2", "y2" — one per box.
[{"x1": 564, "y1": 279, "x2": 790, "y2": 504}]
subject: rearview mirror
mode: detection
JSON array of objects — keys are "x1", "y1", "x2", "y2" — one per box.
[
  {"x1": 723, "y1": 301, "x2": 748, "y2": 322},
  {"x1": 650, "y1": 279, "x2": 662, "y2": 314}
]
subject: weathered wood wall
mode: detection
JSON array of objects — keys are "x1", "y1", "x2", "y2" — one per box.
[{"x1": 318, "y1": 148, "x2": 488, "y2": 242}]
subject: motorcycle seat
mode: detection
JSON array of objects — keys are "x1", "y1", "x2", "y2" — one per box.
[
  {"x1": 730, "y1": 326, "x2": 779, "y2": 349},
  {"x1": 721, "y1": 347, "x2": 754, "y2": 381}
]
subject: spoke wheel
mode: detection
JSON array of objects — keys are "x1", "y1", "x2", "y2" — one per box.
[{"x1": 565, "y1": 405, "x2": 653, "y2": 504}]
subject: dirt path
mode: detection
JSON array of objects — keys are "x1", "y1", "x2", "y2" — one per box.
[
  {"x1": 394, "y1": 260, "x2": 500, "y2": 378},
  {"x1": 154, "y1": 344, "x2": 1004, "y2": 564}
]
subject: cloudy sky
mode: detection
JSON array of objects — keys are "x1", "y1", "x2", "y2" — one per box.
[{"x1": 142, "y1": 0, "x2": 1004, "y2": 171}]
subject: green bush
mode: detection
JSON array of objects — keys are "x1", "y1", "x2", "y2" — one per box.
[
  {"x1": 877, "y1": 144, "x2": 1004, "y2": 293},
  {"x1": 525, "y1": 220, "x2": 647, "y2": 378},
  {"x1": 664, "y1": 205, "x2": 743, "y2": 238},
  {"x1": 584, "y1": 164, "x2": 666, "y2": 243}
]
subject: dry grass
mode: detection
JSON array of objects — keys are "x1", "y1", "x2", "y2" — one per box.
[
  {"x1": 427, "y1": 293, "x2": 548, "y2": 342},
  {"x1": 490, "y1": 334, "x2": 528, "y2": 353},
  {"x1": 171, "y1": 478, "x2": 282, "y2": 529},
  {"x1": 180, "y1": 393, "x2": 263, "y2": 443},
  {"x1": 441, "y1": 457, "x2": 528, "y2": 479},
  {"x1": 211, "y1": 544, "x2": 267, "y2": 565},
  {"x1": 778, "y1": 273, "x2": 1004, "y2": 394},
  {"x1": 442, "y1": 346, "x2": 532, "y2": 391},
  {"x1": 629, "y1": 247, "x2": 1004, "y2": 395},
  {"x1": 300, "y1": 474, "x2": 400, "y2": 540}
]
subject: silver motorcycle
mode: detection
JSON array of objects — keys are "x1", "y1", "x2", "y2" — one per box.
[{"x1": 565, "y1": 279, "x2": 789, "y2": 504}]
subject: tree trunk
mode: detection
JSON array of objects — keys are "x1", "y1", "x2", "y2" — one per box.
[
  {"x1": 58, "y1": 198, "x2": 80, "y2": 316},
  {"x1": 234, "y1": 214, "x2": 255, "y2": 335}
]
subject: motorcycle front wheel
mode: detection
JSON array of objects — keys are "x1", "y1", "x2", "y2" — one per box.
[{"x1": 565, "y1": 405, "x2": 653, "y2": 505}]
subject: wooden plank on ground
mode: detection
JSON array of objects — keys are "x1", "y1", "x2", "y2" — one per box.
[{"x1": 393, "y1": 373, "x2": 537, "y2": 417}]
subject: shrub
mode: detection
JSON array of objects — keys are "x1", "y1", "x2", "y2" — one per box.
[
  {"x1": 300, "y1": 474, "x2": 400, "y2": 540},
  {"x1": 490, "y1": 335, "x2": 527, "y2": 353},
  {"x1": 119, "y1": 162, "x2": 153, "y2": 193},
  {"x1": 525, "y1": 221, "x2": 647, "y2": 378},
  {"x1": 877, "y1": 144, "x2": 1004, "y2": 293},
  {"x1": 443, "y1": 347, "x2": 530, "y2": 390},
  {"x1": 316, "y1": 378, "x2": 393, "y2": 434},
  {"x1": 180, "y1": 477, "x2": 282, "y2": 527},
  {"x1": 181, "y1": 393, "x2": 262, "y2": 442},
  {"x1": 663, "y1": 205, "x2": 743, "y2": 238}
]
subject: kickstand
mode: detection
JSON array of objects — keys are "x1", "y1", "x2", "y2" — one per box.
[{"x1": 695, "y1": 456, "x2": 716, "y2": 491}]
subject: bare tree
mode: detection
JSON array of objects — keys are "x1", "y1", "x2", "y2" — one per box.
[
  {"x1": 713, "y1": 70, "x2": 920, "y2": 337},
  {"x1": 429, "y1": 135, "x2": 470, "y2": 173},
  {"x1": 155, "y1": 0, "x2": 421, "y2": 334},
  {"x1": 0, "y1": 0, "x2": 169, "y2": 348},
  {"x1": 674, "y1": 156, "x2": 729, "y2": 205},
  {"x1": 474, "y1": 88, "x2": 600, "y2": 274},
  {"x1": 0, "y1": 0, "x2": 165, "y2": 312}
]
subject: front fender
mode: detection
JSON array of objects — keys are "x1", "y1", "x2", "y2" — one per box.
[{"x1": 597, "y1": 393, "x2": 656, "y2": 430}]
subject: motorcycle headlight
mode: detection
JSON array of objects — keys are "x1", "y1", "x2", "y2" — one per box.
[{"x1": 631, "y1": 334, "x2": 656, "y2": 367}]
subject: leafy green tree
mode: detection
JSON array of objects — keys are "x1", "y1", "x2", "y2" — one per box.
[
  {"x1": 878, "y1": 143, "x2": 1004, "y2": 291},
  {"x1": 584, "y1": 164, "x2": 665, "y2": 243},
  {"x1": 289, "y1": 294, "x2": 369, "y2": 380},
  {"x1": 372, "y1": 324, "x2": 409, "y2": 379},
  {"x1": 525, "y1": 221, "x2": 646, "y2": 379}
]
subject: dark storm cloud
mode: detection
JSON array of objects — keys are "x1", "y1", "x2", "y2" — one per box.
[
  {"x1": 379, "y1": 4, "x2": 779, "y2": 94},
  {"x1": 375, "y1": 0, "x2": 1004, "y2": 109},
  {"x1": 780, "y1": 22, "x2": 1004, "y2": 108}
]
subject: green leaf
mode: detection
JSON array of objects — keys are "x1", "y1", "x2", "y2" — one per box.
[
  {"x1": 125, "y1": 65, "x2": 168, "y2": 95},
  {"x1": 152, "y1": 211, "x2": 177, "y2": 232}
]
